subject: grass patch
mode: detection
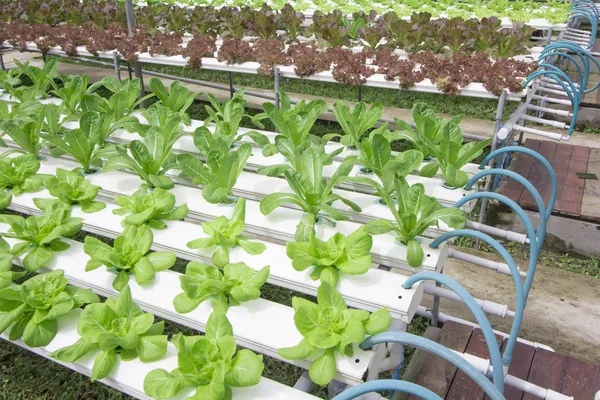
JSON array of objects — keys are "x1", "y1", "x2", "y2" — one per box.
[{"x1": 47, "y1": 55, "x2": 518, "y2": 121}]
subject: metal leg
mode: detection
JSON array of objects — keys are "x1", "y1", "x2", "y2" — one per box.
[
  {"x1": 127, "y1": 64, "x2": 133, "y2": 80},
  {"x1": 293, "y1": 372, "x2": 314, "y2": 393},
  {"x1": 228, "y1": 72, "x2": 234, "y2": 99},
  {"x1": 113, "y1": 52, "x2": 122, "y2": 82},
  {"x1": 547, "y1": 27, "x2": 553, "y2": 45},
  {"x1": 476, "y1": 89, "x2": 507, "y2": 249},
  {"x1": 124, "y1": 0, "x2": 146, "y2": 107},
  {"x1": 431, "y1": 281, "x2": 441, "y2": 327},
  {"x1": 274, "y1": 67, "x2": 281, "y2": 109}
]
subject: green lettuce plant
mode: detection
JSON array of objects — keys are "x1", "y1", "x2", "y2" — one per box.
[
  {"x1": 0, "y1": 67, "x2": 22, "y2": 94},
  {"x1": 0, "y1": 270, "x2": 100, "y2": 347},
  {"x1": 148, "y1": 77, "x2": 203, "y2": 125},
  {"x1": 113, "y1": 185, "x2": 189, "y2": 230},
  {"x1": 186, "y1": 198, "x2": 266, "y2": 266},
  {"x1": 350, "y1": 125, "x2": 424, "y2": 194},
  {"x1": 0, "y1": 100, "x2": 42, "y2": 133},
  {"x1": 393, "y1": 103, "x2": 463, "y2": 160},
  {"x1": 204, "y1": 89, "x2": 267, "y2": 129},
  {"x1": 286, "y1": 227, "x2": 372, "y2": 287},
  {"x1": 51, "y1": 286, "x2": 168, "y2": 381},
  {"x1": 0, "y1": 202, "x2": 83, "y2": 272},
  {"x1": 261, "y1": 91, "x2": 329, "y2": 156},
  {"x1": 257, "y1": 137, "x2": 343, "y2": 178},
  {"x1": 34, "y1": 168, "x2": 106, "y2": 213},
  {"x1": 416, "y1": 125, "x2": 491, "y2": 188},
  {"x1": 332, "y1": 100, "x2": 384, "y2": 148},
  {"x1": 83, "y1": 77, "x2": 154, "y2": 120},
  {"x1": 84, "y1": 225, "x2": 176, "y2": 291},
  {"x1": 7, "y1": 59, "x2": 59, "y2": 102},
  {"x1": 0, "y1": 151, "x2": 46, "y2": 195},
  {"x1": 0, "y1": 238, "x2": 26, "y2": 289},
  {"x1": 177, "y1": 143, "x2": 251, "y2": 204},
  {"x1": 39, "y1": 104, "x2": 68, "y2": 137},
  {"x1": 278, "y1": 282, "x2": 391, "y2": 385},
  {"x1": 1, "y1": 106, "x2": 45, "y2": 157},
  {"x1": 53, "y1": 74, "x2": 92, "y2": 116},
  {"x1": 43, "y1": 111, "x2": 139, "y2": 174},
  {"x1": 259, "y1": 149, "x2": 359, "y2": 241},
  {"x1": 354, "y1": 175, "x2": 465, "y2": 267},
  {"x1": 193, "y1": 92, "x2": 269, "y2": 153},
  {"x1": 174, "y1": 261, "x2": 270, "y2": 314},
  {"x1": 144, "y1": 312, "x2": 264, "y2": 400},
  {"x1": 102, "y1": 111, "x2": 186, "y2": 189}
]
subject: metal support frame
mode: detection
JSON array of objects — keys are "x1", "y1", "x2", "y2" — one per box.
[
  {"x1": 123, "y1": 0, "x2": 146, "y2": 107},
  {"x1": 112, "y1": 52, "x2": 121, "y2": 82},
  {"x1": 274, "y1": 67, "x2": 281, "y2": 109},
  {"x1": 228, "y1": 72, "x2": 234, "y2": 98},
  {"x1": 0, "y1": 52, "x2": 4, "y2": 71},
  {"x1": 476, "y1": 89, "x2": 508, "y2": 248}
]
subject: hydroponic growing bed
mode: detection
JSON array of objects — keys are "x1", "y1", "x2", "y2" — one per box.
[{"x1": 0, "y1": 0, "x2": 596, "y2": 396}]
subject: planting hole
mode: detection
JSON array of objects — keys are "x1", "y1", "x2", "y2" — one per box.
[
  {"x1": 355, "y1": 359, "x2": 360, "y2": 363},
  {"x1": 398, "y1": 295, "x2": 403, "y2": 299}
]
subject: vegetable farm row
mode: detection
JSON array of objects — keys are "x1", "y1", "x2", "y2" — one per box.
[
  {"x1": 0, "y1": 26, "x2": 536, "y2": 96},
  {"x1": 2, "y1": 0, "x2": 540, "y2": 59},
  {"x1": 0, "y1": 56, "x2": 478, "y2": 398},
  {"x1": 138, "y1": 0, "x2": 572, "y2": 25}
]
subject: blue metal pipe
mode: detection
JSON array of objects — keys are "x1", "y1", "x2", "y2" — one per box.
[
  {"x1": 541, "y1": 42, "x2": 600, "y2": 93},
  {"x1": 455, "y1": 192, "x2": 539, "y2": 277},
  {"x1": 429, "y1": 232, "x2": 525, "y2": 368},
  {"x1": 333, "y1": 380, "x2": 443, "y2": 400},
  {"x1": 536, "y1": 62, "x2": 584, "y2": 101},
  {"x1": 522, "y1": 70, "x2": 580, "y2": 135},
  {"x1": 401, "y1": 271, "x2": 504, "y2": 391},
  {"x1": 479, "y1": 147, "x2": 556, "y2": 222},
  {"x1": 359, "y1": 333, "x2": 505, "y2": 400},
  {"x1": 465, "y1": 169, "x2": 547, "y2": 247},
  {"x1": 537, "y1": 55, "x2": 584, "y2": 98}
]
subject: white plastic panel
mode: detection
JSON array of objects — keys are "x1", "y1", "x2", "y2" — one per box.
[
  {"x1": 1, "y1": 147, "x2": 448, "y2": 273},
  {"x1": 0, "y1": 309, "x2": 320, "y2": 399},
  {"x1": 6, "y1": 187, "x2": 425, "y2": 323}
]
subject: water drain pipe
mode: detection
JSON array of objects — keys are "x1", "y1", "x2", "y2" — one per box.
[
  {"x1": 423, "y1": 283, "x2": 515, "y2": 318},
  {"x1": 453, "y1": 351, "x2": 573, "y2": 400},
  {"x1": 448, "y1": 248, "x2": 527, "y2": 278},
  {"x1": 466, "y1": 220, "x2": 530, "y2": 245},
  {"x1": 415, "y1": 306, "x2": 554, "y2": 351}
]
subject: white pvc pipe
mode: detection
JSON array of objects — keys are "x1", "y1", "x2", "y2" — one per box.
[
  {"x1": 526, "y1": 104, "x2": 572, "y2": 117},
  {"x1": 512, "y1": 125, "x2": 566, "y2": 141},
  {"x1": 451, "y1": 350, "x2": 573, "y2": 400},
  {"x1": 448, "y1": 248, "x2": 527, "y2": 278},
  {"x1": 423, "y1": 284, "x2": 514, "y2": 318},
  {"x1": 521, "y1": 114, "x2": 567, "y2": 129},
  {"x1": 531, "y1": 94, "x2": 572, "y2": 106},
  {"x1": 466, "y1": 220, "x2": 530, "y2": 245},
  {"x1": 415, "y1": 306, "x2": 554, "y2": 351}
]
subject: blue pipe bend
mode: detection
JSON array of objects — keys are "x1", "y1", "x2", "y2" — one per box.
[
  {"x1": 401, "y1": 271, "x2": 504, "y2": 392},
  {"x1": 359, "y1": 333, "x2": 505, "y2": 400},
  {"x1": 479, "y1": 146, "x2": 556, "y2": 221},
  {"x1": 333, "y1": 380, "x2": 443, "y2": 400},
  {"x1": 429, "y1": 230, "x2": 525, "y2": 368},
  {"x1": 465, "y1": 169, "x2": 546, "y2": 235}
]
